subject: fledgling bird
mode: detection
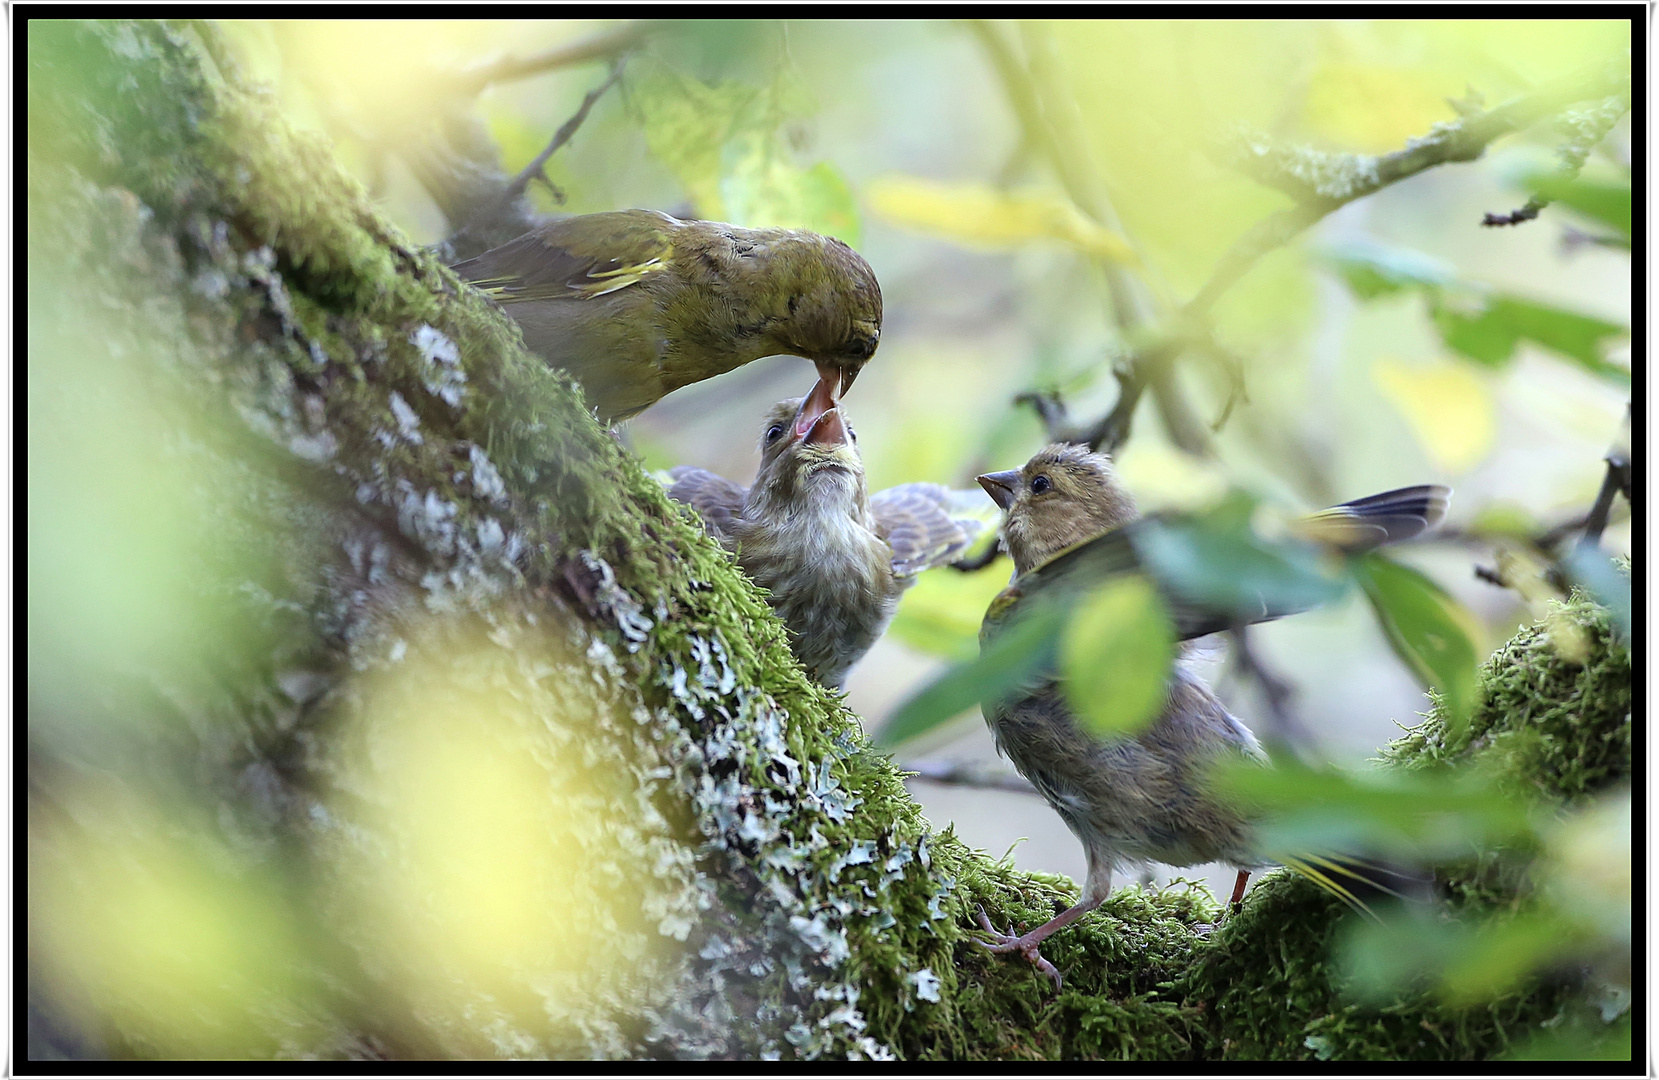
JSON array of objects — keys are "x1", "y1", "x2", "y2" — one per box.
[
  {"x1": 668, "y1": 378, "x2": 988, "y2": 688},
  {"x1": 971, "y1": 443, "x2": 1449, "y2": 989},
  {"x1": 450, "y1": 209, "x2": 883, "y2": 421}
]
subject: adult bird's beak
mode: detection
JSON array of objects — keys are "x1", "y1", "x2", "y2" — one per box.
[
  {"x1": 977, "y1": 470, "x2": 1022, "y2": 511},
  {"x1": 814, "y1": 361, "x2": 844, "y2": 400},
  {"x1": 795, "y1": 375, "x2": 840, "y2": 438}
]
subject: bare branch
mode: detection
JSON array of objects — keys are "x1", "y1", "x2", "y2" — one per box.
[
  {"x1": 1225, "y1": 627, "x2": 1319, "y2": 764},
  {"x1": 950, "y1": 538, "x2": 1005, "y2": 574},
  {"x1": 1578, "y1": 402, "x2": 1632, "y2": 550},
  {"x1": 901, "y1": 760, "x2": 1039, "y2": 797},
  {"x1": 450, "y1": 21, "x2": 653, "y2": 97}
]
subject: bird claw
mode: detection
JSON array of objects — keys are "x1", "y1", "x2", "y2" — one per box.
[{"x1": 973, "y1": 908, "x2": 1065, "y2": 992}]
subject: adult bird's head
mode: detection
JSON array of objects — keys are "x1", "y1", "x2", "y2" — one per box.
[
  {"x1": 766, "y1": 235, "x2": 882, "y2": 399},
  {"x1": 978, "y1": 443, "x2": 1140, "y2": 576}
]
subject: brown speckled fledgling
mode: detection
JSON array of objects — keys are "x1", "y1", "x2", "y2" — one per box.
[
  {"x1": 668, "y1": 379, "x2": 985, "y2": 688},
  {"x1": 971, "y1": 443, "x2": 1449, "y2": 989},
  {"x1": 451, "y1": 210, "x2": 882, "y2": 421}
]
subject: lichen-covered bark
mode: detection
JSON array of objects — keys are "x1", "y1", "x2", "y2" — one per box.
[{"x1": 26, "y1": 19, "x2": 1630, "y2": 1062}]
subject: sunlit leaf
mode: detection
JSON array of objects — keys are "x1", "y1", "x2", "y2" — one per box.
[
  {"x1": 888, "y1": 556, "x2": 1011, "y2": 663},
  {"x1": 1431, "y1": 294, "x2": 1629, "y2": 383},
  {"x1": 1373, "y1": 357, "x2": 1496, "y2": 472},
  {"x1": 721, "y1": 136, "x2": 861, "y2": 245},
  {"x1": 630, "y1": 61, "x2": 765, "y2": 216},
  {"x1": 1352, "y1": 553, "x2": 1480, "y2": 731},
  {"x1": 1302, "y1": 61, "x2": 1460, "y2": 152},
  {"x1": 865, "y1": 175, "x2": 1136, "y2": 263},
  {"x1": 1060, "y1": 575, "x2": 1173, "y2": 737},
  {"x1": 877, "y1": 599, "x2": 1064, "y2": 747}
]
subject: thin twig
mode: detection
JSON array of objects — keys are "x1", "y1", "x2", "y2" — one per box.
[
  {"x1": 501, "y1": 61, "x2": 627, "y2": 207},
  {"x1": 1226, "y1": 627, "x2": 1318, "y2": 762},
  {"x1": 902, "y1": 760, "x2": 1040, "y2": 797},
  {"x1": 1578, "y1": 403, "x2": 1632, "y2": 550},
  {"x1": 450, "y1": 21, "x2": 652, "y2": 97},
  {"x1": 950, "y1": 538, "x2": 1005, "y2": 573}
]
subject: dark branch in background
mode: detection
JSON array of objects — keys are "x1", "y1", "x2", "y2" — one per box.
[
  {"x1": 1578, "y1": 402, "x2": 1632, "y2": 551},
  {"x1": 900, "y1": 760, "x2": 1040, "y2": 797},
  {"x1": 1224, "y1": 627, "x2": 1318, "y2": 764},
  {"x1": 1482, "y1": 87, "x2": 1629, "y2": 229},
  {"x1": 949, "y1": 537, "x2": 1004, "y2": 573},
  {"x1": 445, "y1": 61, "x2": 628, "y2": 258}
]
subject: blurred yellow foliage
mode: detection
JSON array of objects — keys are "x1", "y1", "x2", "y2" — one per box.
[
  {"x1": 865, "y1": 176, "x2": 1136, "y2": 264},
  {"x1": 1302, "y1": 61, "x2": 1459, "y2": 152},
  {"x1": 30, "y1": 781, "x2": 323, "y2": 1057},
  {"x1": 1373, "y1": 356, "x2": 1496, "y2": 473}
]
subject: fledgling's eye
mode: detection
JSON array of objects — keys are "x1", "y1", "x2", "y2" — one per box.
[
  {"x1": 1030, "y1": 474, "x2": 1052, "y2": 495},
  {"x1": 765, "y1": 424, "x2": 786, "y2": 444}
]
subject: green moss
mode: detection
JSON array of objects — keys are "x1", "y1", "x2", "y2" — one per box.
[{"x1": 1381, "y1": 590, "x2": 1632, "y2": 802}]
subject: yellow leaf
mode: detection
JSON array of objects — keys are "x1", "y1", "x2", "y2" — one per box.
[
  {"x1": 865, "y1": 175, "x2": 1137, "y2": 264},
  {"x1": 1303, "y1": 61, "x2": 1461, "y2": 152},
  {"x1": 1373, "y1": 357, "x2": 1496, "y2": 473}
]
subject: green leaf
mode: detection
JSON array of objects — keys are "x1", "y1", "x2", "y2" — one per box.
[
  {"x1": 1528, "y1": 172, "x2": 1631, "y2": 238},
  {"x1": 1431, "y1": 295, "x2": 1629, "y2": 382},
  {"x1": 1322, "y1": 239, "x2": 1457, "y2": 300},
  {"x1": 1134, "y1": 493, "x2": 1350, "y2": 628},
  {"x1": 876, "y1": 600, "x2": 1065, "y2": 748},
  {"x1": 628, "y1": 60, "x2": 765, "y2": 216},
  {"x1": 1352, "y1": 554, "x2": 1480, "y2": 732},
  {"x1": 1059, "y1": 576, "x2": 1173, "y2": 737}
]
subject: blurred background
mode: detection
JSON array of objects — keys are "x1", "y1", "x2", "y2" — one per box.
[
  {"x1": 30, "y1": 17, "x2": 1631, "y2": 1057},
  {"x1": 214, "y1": 17, "x2": 1630, "y2": 894}
]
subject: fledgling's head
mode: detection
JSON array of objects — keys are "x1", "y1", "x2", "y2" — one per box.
[
  {"x1": 978, "y1": 443, "x2": 1139, "y2": 575},
  {"x1": 747, "y1": 376, "x2": 867, "y2": 515},
  {"x1": 764, "y1": 235, "x2": 882, "y2": 398}
]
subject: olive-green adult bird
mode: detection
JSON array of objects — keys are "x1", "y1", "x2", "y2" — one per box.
[
  {"x1": 667, "y1": 377, "x2": 988, "y2": 688},
  {"x1": 450, "y1": 209, "x2": 883, "y2": 421},
  {"x1": 969, "y1": 442, "x2": 1449, "y2": 990}
]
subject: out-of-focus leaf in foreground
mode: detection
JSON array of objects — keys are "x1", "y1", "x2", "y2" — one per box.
[
  {"x1": 876, "y1": 597, "x2": 1063, "y2": 748},
  {"x1": 1060, "y1": 575, "x2": 1173, "y2": 738},
  {"x1": 1353, "y1": 553, "x2": 1481, "y2": 734},
  {"x1": 1525, "y1": 169, "x2": 1632, "y2": 239}
]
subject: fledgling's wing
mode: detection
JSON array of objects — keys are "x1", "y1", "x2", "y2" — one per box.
[
  {"x1": 871, "y1": 483, "x2": 990, "y2": 577},
  {"x1": 451, "y1": 210, "x2": 677, "y2": 302},
  {"x1": 1291, "y1": 485, "x2": 1451, "y2": 552},
  {"x1": 666, "y1": 466, "x2": 748, "y2": 542}
]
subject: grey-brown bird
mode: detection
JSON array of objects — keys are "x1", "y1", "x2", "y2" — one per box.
[
  {"x1": 970, "y1": 443, "x2": 1449, "y2": 989},
  {"x1": 450, "y1": 209, "x2": 882, "y2": 421},
  {"x1": 668, "y1": 378, "x2": 987, "y2": 688}
]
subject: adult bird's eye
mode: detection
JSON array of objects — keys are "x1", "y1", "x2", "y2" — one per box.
[
  {"x1": 1030, "y1": 474, "x2": 1052, "y2": 495},
  {"x1": 765, "y1": 424, "x2": 785, "y2": 444},
  {"x1": 845, "y1": 336, "x2": 875, "y2": 360}
]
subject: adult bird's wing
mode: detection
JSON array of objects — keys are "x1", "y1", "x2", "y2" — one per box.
[
  {"x1": 871, "y1": 483, "x2": 990, "y2": 577},
  {"x1": 451, "y1": 209, "x2": 677, "y2": 302},
  {"x1": 666, "y1": 466, "x2": 748, "y2": 543}
]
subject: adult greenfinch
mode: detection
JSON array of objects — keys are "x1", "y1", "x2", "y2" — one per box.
[
  {"x1": 667, "y1": 378, "x2": 987, "y2": 688},
  {"x1": 969, "y1": 442, "x2": 1449, "y2": 989},
  {"x1": 451, "y1": 210, "x2": 882, "y2": 421}
]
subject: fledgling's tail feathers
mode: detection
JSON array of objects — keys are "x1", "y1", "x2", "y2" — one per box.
[
  {"x1": 1294, "y1": 484, "x2": 1452, "y2": 553},
  {"x1": 1282, "y1": 852, "x2": 1434, "y2": 919}
]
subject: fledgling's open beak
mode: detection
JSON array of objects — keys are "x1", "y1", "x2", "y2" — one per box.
[
  {"x1": 977, "y1": 470, "x2": 1022, "y2": 511},
  {"x1": 803, "y1": 406, "x2": 849, "y2": 447},
  {"x1": 794, "y1": 375, "x2": 840, "y2": 438}
]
